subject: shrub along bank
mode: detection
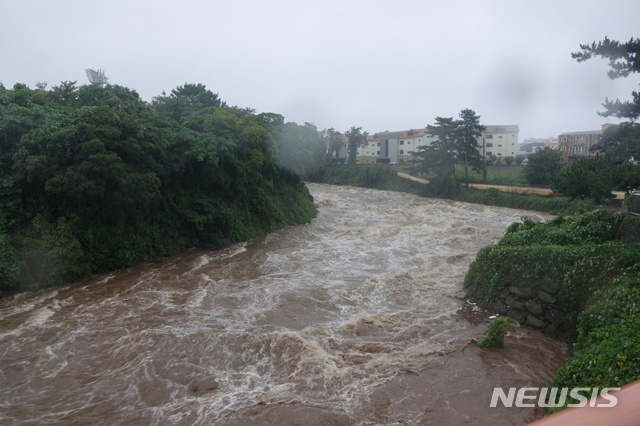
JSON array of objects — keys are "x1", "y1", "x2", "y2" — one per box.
[{"x1": 463, "y1": 208, "x2": 640, "y2": 409}]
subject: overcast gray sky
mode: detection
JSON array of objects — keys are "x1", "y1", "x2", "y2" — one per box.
[{"x1": 2, "y1": 0, "x2": 639, "y2": 140}]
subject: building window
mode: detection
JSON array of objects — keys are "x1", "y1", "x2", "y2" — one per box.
[
  {"x1": 486, "y1": 143, "x2": 493, "y2": 147},
  {"x1": 498, "y1": 144, "x2": 502, "y2": 147},
  {"x1": 498, "y1": 135, "x2": 503, "y2": 138},
  {"x1": 486, "y1": 151, "x2": 492, "y2": 156},
  {"x1": 400, "y1": 140, "x2": 404, "y2": 145},
  {"x1": 486, "y1": 135, "x2": 493, "y2": 139},
  {"x1": 400, "y1": 150, "x2": 404, "y2": 154}
]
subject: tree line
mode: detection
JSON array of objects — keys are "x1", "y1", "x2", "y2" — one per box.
[{"x1": 0, "y1": 82, "x2": 326, "y2": 294}]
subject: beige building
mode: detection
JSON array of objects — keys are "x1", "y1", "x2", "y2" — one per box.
[
  {"x1": 356, "y1": 125, "x2": 519, "y2": 164},
  {"x1": 360, "y1": 129, "x2": 434, "y2": 164}
]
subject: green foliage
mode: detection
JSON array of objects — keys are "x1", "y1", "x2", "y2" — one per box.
[
  {"x1": 456, "y1": 187, "x2": 597, "y2": 214},
  {"x1": 412, "y1": 109, "x2": 485, "y2": 192},
  {"x1": 320, "y1": 163, "x2": 389, "y2": 188},
  {"x1": 0, "y1": 81, "x2": 317, "y2": 294},
  {"x1": 551, "y1": 277, "x2": 640, "y2": 403},
  {"x1": 592, "y1": 122, "x2": 640, "y2": 161},
  {"x1": 500, "y1": 209, "x2": 620, "y2": 246},
  {"x1": 17, "y1": 216, "x2": 89, "y2": 287},
  {"x1": 0, "y1": 231, "x2": 21, "y2": 293},
  {"x1": 273, "y1": 122, "x2": 326, "y2": 178},
  {"x1": 345, "y1": 126, "x2": 368, "y2": 166},
  {"x1": 455, "y1": 109, "x2": 485, "y2": 184},
  {"x1": 415, "y1": 116, "x2": 457, "y2": 181},
  {"x1": 465, "y1": 206, "x2": 640, "y2": 406},
  {"x1": 151, "y1": 82, "x2": 225, "y2": 123},
  {"x1": 572, "y1": 36, "x2": 640, "y2": 120},
  {"x1": 523, "y1": 147, "x2": 565, "y2": 186},
  {"x1": 454, "y1": 167, "x2": 527, "y2": 186},
  {"x1": 612, "y1": 162, "x2": 640, "y2": 191},
  {"x1": 361, "y1": 163, "x2": 389, "y2": 187},
  {"x1": 324, "y1": 127, "x2": 345, "y2": 161},
  {"x1": 551, "y1": 157, "x2": 615, "y2": 202},
  {"x1": 478, "y1": 317, "x2": 517, "y2": 348}
]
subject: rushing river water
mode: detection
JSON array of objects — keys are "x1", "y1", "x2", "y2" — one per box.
[{"x1": 0, "y1": 184, "x2": 567, "y2": 425}]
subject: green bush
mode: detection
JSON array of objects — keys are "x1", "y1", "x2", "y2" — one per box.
[
  {"x1": 0, "y1": 232, "x2": 21, "y2": 294},
  {"x1": 478, "y1": 317, "x2": 517, "y2": 348},
  {"x1": 465, "y1": 208, "x2": 640, "y2": 412},
  {"x1": 455, "y1": 188, "x2": 598, "y2": 215},
  {"x1": 551, "y1": 157, "x2": 615, "y2": 203}
]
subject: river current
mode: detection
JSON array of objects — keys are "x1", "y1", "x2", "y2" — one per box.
[{"x1": 0, "y1": 183, "x2": 567, "y2": 425}]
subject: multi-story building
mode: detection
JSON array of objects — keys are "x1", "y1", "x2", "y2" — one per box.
[
  {"x1": 361, "y1": 129, "x2": 433, "y2": 164},
  {"x1": 482, "y1": 125, "x2": 519, "y2": 158},
  {"x1": 355, "y1": 125, "x2": 519, "y2": 164},
  {"x1": 557, "y1": 124, "x2": 615, "y2": 161}
]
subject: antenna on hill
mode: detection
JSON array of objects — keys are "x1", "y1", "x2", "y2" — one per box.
[{"x1": 85, "y1": 68, "x2": 109, "y2": 87}]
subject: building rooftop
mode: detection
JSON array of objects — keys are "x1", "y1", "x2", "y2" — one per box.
[
  {"x1": 484, "y1": 125, "x2": 519, "y2": 133},
  {"x1": 559, "y1": 130, "x2": 603, "y2": 136},
  {"x1": 370, "y1": 125, "x2": 518, "y2": 139}
]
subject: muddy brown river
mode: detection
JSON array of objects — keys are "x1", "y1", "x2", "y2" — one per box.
[{"x1": 0, "y1": 184, "x2": 567, "y2": 425}]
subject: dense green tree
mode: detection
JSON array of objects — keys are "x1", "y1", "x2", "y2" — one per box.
[
  {"x1": 412, "y1": 116, "x2": 459, "y2": 196},
  {"x1": 523, "y1": 147, "x2": 565, "y2": 186},
  {"x1": 572, "y1": 36, "x2": 640, "y2": 192},
  {"x1": 324, "y1": 127, "x2": 345, "y2": 161},
  {"x1": 274, "y1": 122, "x2": 326, "y2": 177},
  {"x1": 0, "y1": 81, "x2": 317, "y2": 294},
  {"x1": 551, "y1": 157, "x2": 614, "y2": 202},
  {"x1": 413, "y1": 110, "x2": 484, "y2": 193},
  {"x1": 152, "y1": 82, "x2": 226, "y2": 123},
  {"x1": 48, "y1": 80, "x2": 78, "y2": 105},
  {"x1": 345, "y1": 126, "x2": 368, "y2": 166},
  {"x1": 572, "y1": 37, "x2": 640, "y2": 119},
  {"x1": 591, "y1": 122, "x2": 640, "y2": 161},
  {"x1": 416, "y1": 116, "x2": 457, "y2": 176},
  {"x1": 455, "y1": 109, "x2": 485, "y2": 185}
]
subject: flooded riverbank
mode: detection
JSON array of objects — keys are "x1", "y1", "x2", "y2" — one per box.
[{"x1": 0, "y1": 184, "x2": 566, "y2": 425}]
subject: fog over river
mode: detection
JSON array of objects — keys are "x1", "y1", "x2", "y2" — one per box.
[{"x1": 0, "y1": 184, "x2": 567, "y2": 425}]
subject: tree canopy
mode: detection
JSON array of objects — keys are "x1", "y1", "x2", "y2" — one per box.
[
  {"x1": 523, "y1": 147, "x2": 565, "y2": 186},
  {"x1": 0, "y1": 81, "x2": 318, "y2": 294},
  {"x1": 412, "y1": 109, "x2": 485, "y2": 194},
  {"x1": 345, "y1": 126, "x2": 369, "y2": 166},
  {"x1": 572, "y1": 37, "x2": 640, "y2": 120}
]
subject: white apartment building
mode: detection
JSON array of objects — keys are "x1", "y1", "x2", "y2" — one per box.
[
  {"x1": 356, "y1": 125, "x2": 519, "y2": 164},
  {"x1": 482, "y1": 125, "x2": 519, "y2": 158}
]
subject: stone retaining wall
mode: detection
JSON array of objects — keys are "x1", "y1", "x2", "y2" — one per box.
[{"x1": 474, "y1": 279, "x2": 566, "y2": 337}]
